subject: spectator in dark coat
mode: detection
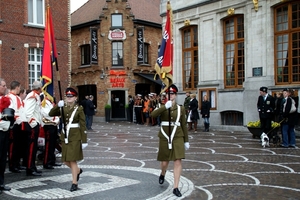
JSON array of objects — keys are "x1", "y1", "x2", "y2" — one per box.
[
  {"x1": 80, "y1": 95, "x2": 89, "y2": 115},
  {"x1": 85, "y1": 95, "x2": 95, "y2": 130},
  {"x1": 200, "y1": 95, "x2": 211, "y2": 132},
  {"x1": 280, "y1": 88, "x2": 297, "y2": 148},
  {"x1": 257, "y1": 86, "x2": 275, "y2": 134},
  {"x1": 128, "y1": 95, "x2": 134, "y2": 122},
  {"x1": 187, "y1": 93, "x2": 200, "y2": 131}
]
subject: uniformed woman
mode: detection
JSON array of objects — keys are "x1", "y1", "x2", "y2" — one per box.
[
  {"x1": 150, "y1": 84, "x2": 190, "y2": 197},
  {"x1": 49, "y1": 88, "x2": 87, "y2": 192}
]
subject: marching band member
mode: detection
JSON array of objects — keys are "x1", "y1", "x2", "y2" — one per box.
[
  {"x1": 150, "y1": 84, "x2": 189, "y2": 197},
  {"x1": 49, "y1": 87, "x2": 87, "y2": 192}
]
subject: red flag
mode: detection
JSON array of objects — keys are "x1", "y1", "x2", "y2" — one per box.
[
  {"x1": 154, "y1": 1, "x2": 173, "y2": 94},
  {"x1": 41, "y1": 6, "x2": 56, "y2": 104}
]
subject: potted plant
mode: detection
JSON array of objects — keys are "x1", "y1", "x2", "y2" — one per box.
[
  {"x1": 247, "y1": 120, "x2": 280, "y2": 138},
  {"x1": 105, "y1": 104, "x2": 111, "y2": 122}
]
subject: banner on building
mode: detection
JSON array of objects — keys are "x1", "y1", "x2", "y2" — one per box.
[
  {"x1": 137, "y1": 27, "x2": 144, "y2": 63},
  {"x1": 90, "y1": 28, "x2": 98, "y2": 64}
]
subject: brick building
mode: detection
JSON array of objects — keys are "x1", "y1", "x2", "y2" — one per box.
[
  {"x1": 0, "y1": 0, "x2": 70, "y2": 96},
  {"x1": 71, "y1": 0, "x2": 162, "y2": 121}
]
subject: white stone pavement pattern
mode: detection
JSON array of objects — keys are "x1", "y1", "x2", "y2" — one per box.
[{"x1": 1, "y1": 122, "x2": 300, "y2": 199}]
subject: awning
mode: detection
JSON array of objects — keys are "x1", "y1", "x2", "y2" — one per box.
[{"x1": 136, "y1": 73, "x2": 162, "y2": 85}]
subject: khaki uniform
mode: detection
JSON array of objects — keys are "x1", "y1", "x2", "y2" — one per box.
[
  {"x1": 49, "y1": 105, "x2": 87, "y2": 162},
  {"x1": 151, "y1": 104, "x2": 188, "y2": 161}
]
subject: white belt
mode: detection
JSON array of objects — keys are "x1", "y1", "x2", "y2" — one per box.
[
  {"x1": 161, "y1": 121, "x2": 181, "y2": 126},
  {"x1": 135, "y1": 106, "x2": 142, "y2": 107},
  {"x1": 69, "y1": 123, "x2": 80, "y2": 128}
]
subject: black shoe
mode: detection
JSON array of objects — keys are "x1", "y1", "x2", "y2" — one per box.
[
  {"x1": 18, "y1": 166, "x2": 26, "y2": 170},
  {"x1": 52, "y1": 163, "x2": 62, "y2": 167},
  {"x1": 173, "y1": 188, "x2": 182, "y2": 197},
  {"x1": 9, "y1": 167, "x2": 21, "y2": 173},
  {"x1": 77, "y1": 168, "x2": 83, "y2": 181},
  {"x1": 34, "y1": 169, "x2": 42, "y2": 173},
  {"x1": 0, "y1": 185, "x2": 11, "y2": 191},
  {"x1": 26, "y1": 171, "x2": 42, "y2": 176},
  {"x1": 70, "y1": 184, "x2": 78, "y2": 192},
  {"x1": 159, "y1": 174, "x2": 165, "y2": 184},
  {"x1": 43, "y1": 165, "x2": 54, "y2": 169}
]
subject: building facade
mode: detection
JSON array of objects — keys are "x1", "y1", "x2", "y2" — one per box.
[
  {"x1": 71, "y1": 0, "x2": 162, "y2": 121},
  {"x1": 160, "y1": 0, "x2": 300, "y2": 130},
  {"x1": 0, "y1": 0, "x2": 70, "y2": 94}
]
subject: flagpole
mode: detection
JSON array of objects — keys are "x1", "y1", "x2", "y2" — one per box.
[
  {"x1": 168, "y1": 88, "x2": 171, "y2": 149},
  {"x1": 54, "y1": 58, "x2": 68, "y2": 143},
  {"x1": 44, "y1": 5, "x2": 68, "y2": 143}
]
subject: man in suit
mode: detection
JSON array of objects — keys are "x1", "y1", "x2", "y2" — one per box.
[{"x1": 257, "y1": 86, "x2": 275, "y2": 135}]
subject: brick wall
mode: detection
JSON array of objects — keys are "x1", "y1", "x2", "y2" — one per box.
[{"x1": 0, "y1": 0, "x2": 70, "y2": 99}]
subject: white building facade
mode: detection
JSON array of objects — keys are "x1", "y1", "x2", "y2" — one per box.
[{"x1": 160, "y1": 0, "x2": 300, "y2": 130}]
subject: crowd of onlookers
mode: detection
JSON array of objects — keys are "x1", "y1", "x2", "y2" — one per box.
[
  {"x1": 257, "y1": 86, "x2": 298, "y2": 148},
  {"x1": 128, "y1": 91, "x2": 212, "y2": 132}
]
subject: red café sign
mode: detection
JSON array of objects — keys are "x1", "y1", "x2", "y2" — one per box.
[
  {"x1": 109, "y1": 70, "x2": 126, "y2": 88},
  {"x1": 108, "y1": 29, "x2": 126, "y2": 40}
]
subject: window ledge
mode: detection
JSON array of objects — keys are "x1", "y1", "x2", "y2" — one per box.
[
  {"x1": 138, "y1": 63, "x2": 151, "y2": 67},
  {"x1": 111, "y1": 66, "x2": 124, "y2": 69},
  {"x1": 110, "y1": 26, "x2": 124, "y2": 30},
  {"x1": 79, "y1": 65, "x2": 91, "y2": 68},
  {"x1": 23, "y1": 23, "x2": 44, "y2": 29},
  {"x1": 219, "y1": 88, "x2": 244, "y2": 93}
]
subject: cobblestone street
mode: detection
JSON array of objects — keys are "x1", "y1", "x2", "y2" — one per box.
[{"x1": 1, "y1": 121, "x2": 300, "y2": 199}]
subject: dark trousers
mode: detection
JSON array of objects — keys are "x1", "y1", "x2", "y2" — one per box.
[
  {"x1": 8, "y1": 124, "x2": 27, "y2": 169},
  {"x1": 0, "y1": 130, "x2": 9, "y2": 185},
  {"x1": 43, "y1": 125, "x2": 57, "y2": 166},
  {"x1": 135, "y1": 107, "x2": 142, "y2": 124},
  {"x1": 25, "y1": 123, "x2": 40, "y2": 172},
  {"x1": 86, "y1": 115, "x2": 93, "y2": 130},
  {"x1": 260, "y1": 117, "x2": 272, "y2": 134}
]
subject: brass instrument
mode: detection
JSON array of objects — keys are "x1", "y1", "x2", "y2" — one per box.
[{"x1": 42, "y1": 117, "x2": 58, "y2": 125}]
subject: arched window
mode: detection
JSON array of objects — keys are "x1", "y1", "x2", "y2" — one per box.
[
  {"x1": 223, "y1": 15, "x2": 244, "y2": 88},
  {"x1": 181, "y1": 26, "x2": 198, "y2": 90},
  {"x1": 274, "y1": 2, "x2": 300, "y2": 84}
]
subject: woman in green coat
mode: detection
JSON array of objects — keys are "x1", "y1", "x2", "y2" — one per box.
[
  {"x1": 49, "y1": 88, "x2": 87, "y2": 192},
  {"x1": 150, "y1": 84, "x2": 190, "y2": 197}
]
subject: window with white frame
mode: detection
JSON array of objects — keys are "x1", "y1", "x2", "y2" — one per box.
[
  {"x1": 28, "y1": 48, "x2": 42, "y2": 89},
  {"x1": 28, "y1": 0, "x2": 45, "y2": 26},
  {"x1": 112, "y1": 41, "x2": 123, "y2": 66},
  {"x1": 111, "y1": 14, "x2": 122, "y2": 28}
]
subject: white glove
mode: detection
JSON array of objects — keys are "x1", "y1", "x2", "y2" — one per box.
[
  {"x1": 82, "y1": 143, "x2": 88, "y2": 149},
  {"x1": 165, "y1": 100, "x2": 172, "y2": 109},
  {"x1": 29, "y1": 120, "x2": 38, "y2": 128},
  {"x1": 184, "y1": 142, "x2": 190, "y2": 150},
  {"x1": 58, "y1": 100, "x2": 64, "y2": 107}
]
